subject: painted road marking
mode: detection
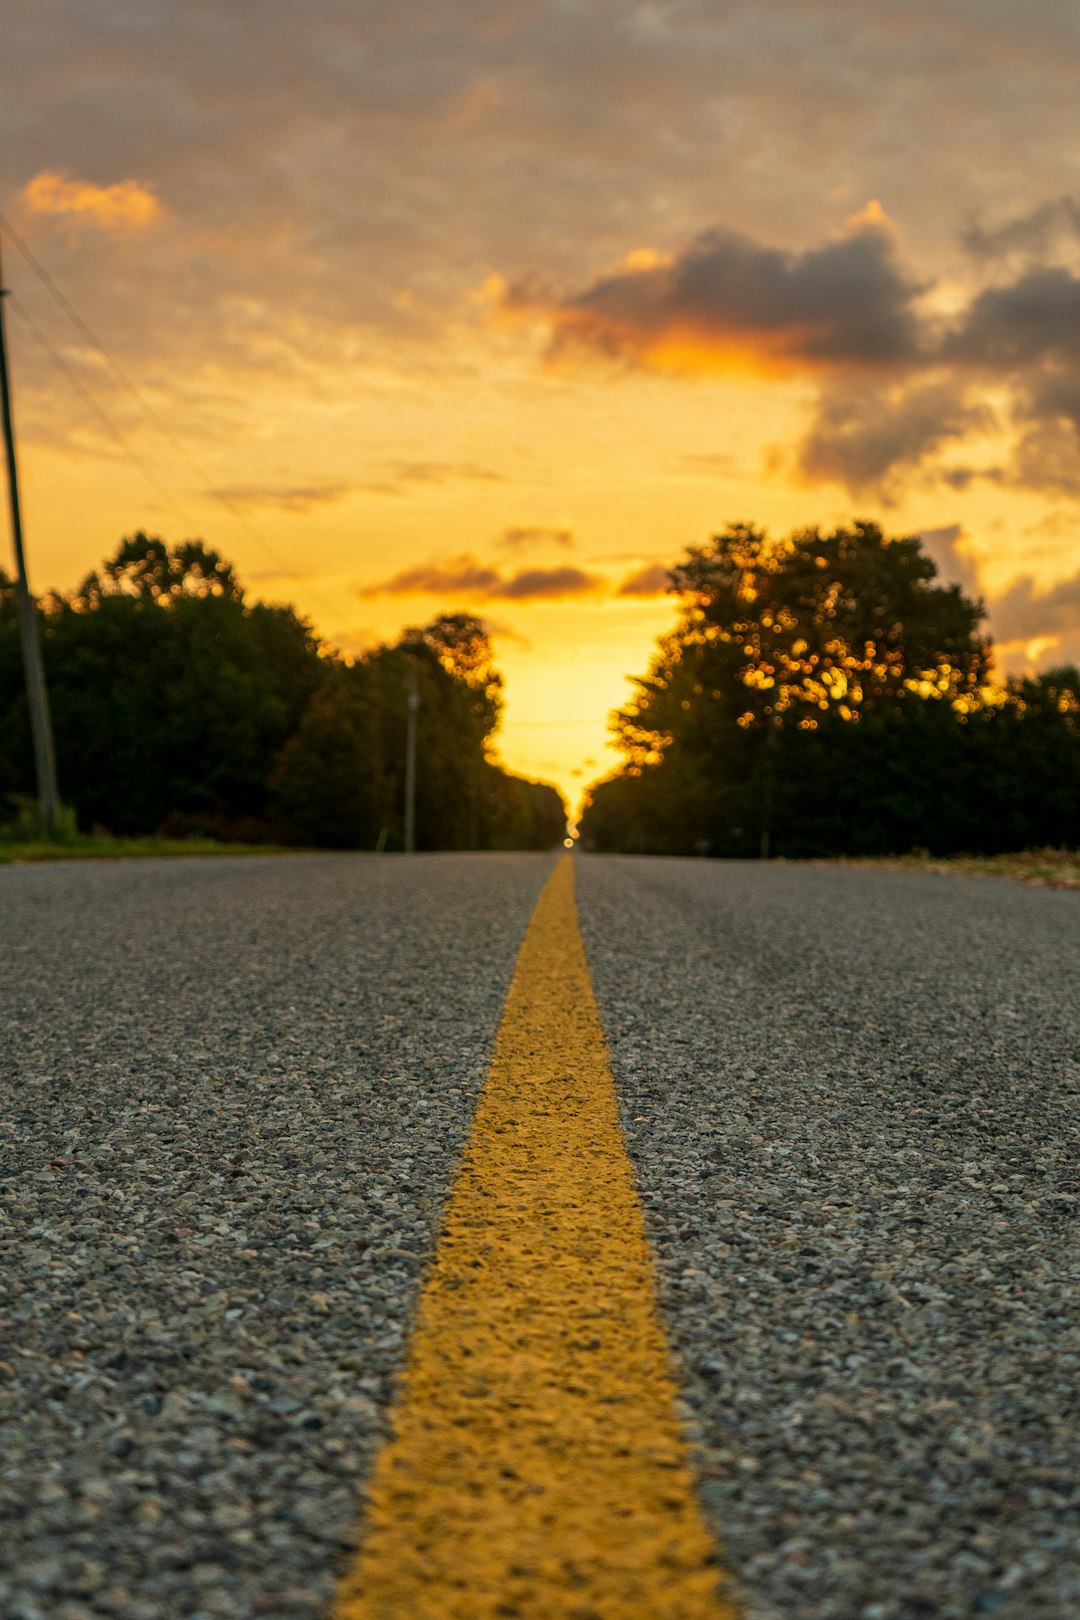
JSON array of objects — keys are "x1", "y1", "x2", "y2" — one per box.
[{"x1": 334, "y1": 856, "x2": 734, "y2": 1619}]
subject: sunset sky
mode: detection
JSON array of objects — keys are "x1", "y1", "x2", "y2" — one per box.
[{"x1": 4, "y1": 0, "x2": 1080, "y2": 811}]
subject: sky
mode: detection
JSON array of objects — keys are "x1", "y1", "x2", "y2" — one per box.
[{"x1": 3, "y1": 0, "x2": 1080, "y2": 813}]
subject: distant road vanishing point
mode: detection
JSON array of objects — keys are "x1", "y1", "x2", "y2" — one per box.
[{"x1": 2, "y1": 851, "x2": 1078, "y2": 1620}]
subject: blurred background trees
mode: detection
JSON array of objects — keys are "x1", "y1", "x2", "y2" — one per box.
[
  {"x1": 0, "y1": 534, "x2": 567, "y2": 849},
  {"x1": 580, "y1": 521, "x2": 1080, "y2": 857},
  {"x1": 4, "y1": 523, "x2": 1077, "y2": 859}
]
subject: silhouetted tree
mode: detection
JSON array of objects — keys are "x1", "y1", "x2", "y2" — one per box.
[
  {"x1": 0, "y1": 537, "x2": 567, "y2": 849},
  {"x1": 0, "y1": 535, "x2": 322, "y2": 835},
  {"x1": 581, "y1": 522, "x2": 1079, "y2": 857},
  {"x1": 270, "y1": 617, "x2": 566, "y2": 851}
]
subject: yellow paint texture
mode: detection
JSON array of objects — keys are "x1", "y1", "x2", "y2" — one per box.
[{"x1": 333, "y1": 856, "x2": 734, "y2": 1620}]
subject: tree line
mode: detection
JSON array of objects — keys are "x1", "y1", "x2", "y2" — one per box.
[
  {"x1": 0, "y1": 534, "x2": 567, "y2": 850},
  {"x1": 580, "y1": 521, "x2": 1080, "y2": 858}
]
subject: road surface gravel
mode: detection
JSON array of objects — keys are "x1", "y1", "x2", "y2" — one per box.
[
  {"x1": 2, "y1": 851, "x2": 1077, "y2": 1620},
  {"x1": 577, "y1": 855, "x2": 1080, "y2": 1620},
  {"x1": 0, "y1": 853, "x2": 552, "y2": 1620}
]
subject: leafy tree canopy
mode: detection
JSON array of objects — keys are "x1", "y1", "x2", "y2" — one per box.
[
  {"x1": 399, "y1": 611, "x2": 504, "y2": 746},
  {"x1": 616, "y1": 520, "x2": 992, "y2": 771},
  {"x1": 1, "y1": 536, "x2": 566, "y2": 851},
  {"x1": 584, "y1": 520, "x2": 1079, "y2": 859},
  {"x1": 70, "y1": 532, "x2": 244, "y2": 608}
]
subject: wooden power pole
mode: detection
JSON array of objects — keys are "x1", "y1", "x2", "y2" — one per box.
[
  {"x1": 0, "y1": 241, "x2": 61, "y2": 831},
  {"x1": 403, "y1": 658, "x2": 419, "y2": 853}
]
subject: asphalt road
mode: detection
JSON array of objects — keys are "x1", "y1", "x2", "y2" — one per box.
[
  {"x1": 576, "y1": 857, "x2": 1080, "y2": 1620},
  {"x1": 2, "y1": 852, "x2": 1078, "y2": 1620}
]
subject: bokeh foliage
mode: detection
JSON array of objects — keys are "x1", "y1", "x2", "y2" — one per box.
[{"x1": 581, "y1": 521, "x2": 1080, "y2": 857}]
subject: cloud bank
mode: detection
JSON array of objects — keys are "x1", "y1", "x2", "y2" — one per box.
[
  {"x1": 211, "y1": 480, "x2": 353, "y2": 513},
  {"x1": 359, "y1": 553, "x2": 601, "y2": 601},
  {"x1": 990, "y1": 568, "x2": 1080, "y2": 647},
  {"x1": 360, "y1": 552, "x2": 682, "y2": 604},
  {"x1": 505, "y1": 214, "x2": 925, "y2": 375},
  {"x1": 505, "y1": 207, "x2": 1080, "y2": 499},
  {"x1": 617, "y1": 563, "x2": 671, "y2": 597}
]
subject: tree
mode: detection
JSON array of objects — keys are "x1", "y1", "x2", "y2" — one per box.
[
  {"x1": 270, "y1": 615, "x2": 565, "y2": 851},
  {"x1": 581, "y1": 521, "x2": 1079, "y2": 858},
  {"x1": 1, "y1": 535, "x2": 324, "y2": 835},
  {"x1": 1, "y1": 538, "x2": 568, "y2": 848},
  {"x1": 269, "y1": 671, "x2": 385, "y2": 848},
  {"x1": 79, "y1": 532, "x2": 243, "y2": 604}
]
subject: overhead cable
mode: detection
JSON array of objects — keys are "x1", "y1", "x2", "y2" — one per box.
[{"x1": 0, "y1": 211, "x2": 342, "y2": 624}]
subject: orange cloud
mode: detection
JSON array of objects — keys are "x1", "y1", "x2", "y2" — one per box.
[
  {"x1": 359, "y1": 552, "x2": 602, "y2": 601},
  {"x1": 20, "y1": 170, "x2": 163, "y2": 230},
  {"x1": 617, "y1": 563, "x2": 671, "y2": 597},
  {"x1": 496, "y1": 565, "x2": 599, "y2": 601},
  {"x1": 212, "y1": 480, "x2": 353, "y2": 513},
  {"x1": 497, "y1": 218, "x2": 925, "y2": 379}
]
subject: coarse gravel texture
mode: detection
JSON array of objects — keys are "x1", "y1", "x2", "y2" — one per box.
[
  {"x1": 0, "y1": 851, "x2": 554, "y2": 1620},
  {"x1": 575, "y1": 854, "x2": 1080, "y2": 1620}
]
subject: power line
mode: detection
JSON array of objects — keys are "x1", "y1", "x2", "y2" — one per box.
[
  {"x1": 7, "y1": 292, "x2": 205, "y2": 536},
  {"x1": 0, "y1": 238, "x2": 61, "y2": 829},
  {"x1": 0, "y1": 211, "x2": 342, "y2": 624}
]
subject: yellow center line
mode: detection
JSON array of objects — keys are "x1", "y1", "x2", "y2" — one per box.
[{"x1": 333, "y1": 855, "x2": 736, "y2": 1620}]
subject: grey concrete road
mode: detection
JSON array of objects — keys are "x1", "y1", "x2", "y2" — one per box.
[{"x1": 2, "y1": 852, "x2": 1078, "y2": 1620}]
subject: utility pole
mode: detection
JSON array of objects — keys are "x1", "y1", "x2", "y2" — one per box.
[
  {"x1": 403, "y1": 658, "x2": 419, "y2": 853},
  {"x1": 759, "y1": 711, "x2": 780, "y2": 861},
  {"x1": 759, "y1": 780, "x2": 772, "y2": 861},
  {"x1": 0, "y1": 239, "x2": 61, "y2": 833}
]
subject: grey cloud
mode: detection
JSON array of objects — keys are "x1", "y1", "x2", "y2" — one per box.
[
  {"x1": 1026, "y1": 371, "x2": 1080, "y2": 431},
  {"x1": 507, "y1": 219, "x2": 1080, "y2": 494},
  {"x1": 358, "y1": 553, "x2": 600, "y2": 601},
  {"x1": 917, "y1": 524, "x2": 982, "y2": 597},
  {"x1": 797, "y1": 381, "x2": 992, "y2": 497},
  {"x1": 989, "y1": 568, "x2": 1080, "y2": 645},
  {"x1": 1011, "y1": 420, "x2": 1080, "y2": 499},
  {"x1": 358, "y1": 555, "x2": 503, "y2": 598},
  {"x1": 8, "y1": 0, "x2": 1080, "y2": 511},
  {"x1": 782, "y1": 255, "x2": 1080, "y2": 495},
  {"x1": 617, "y1": 563, "x2": 671, "y2": 597},
  {"x1": 941, "y1": 283, "x2": 1080, "y2": 496},
  {"x1": 6, "y1": 1, "x2": 1080, "y2": 384},
  {"x1": 936, "y1": 420, "x2": 1080, "y2": 501},
  {"x1": 948, "y1": 267, "x2": 1080, "y2": 370},
  {"x1": 211, "y1": 480, "x2": 353, "y2": 513},
  {"x1": 537, "y1": 220, "x2": 925, "y2": 370},
  {"x1": 962, "y1": 197, "x2": 1080, "y2": 262},
  {"x1": 940, "y1": 466, "x2": 1006, "y2": 491},
  {"x1": 490, "y1": 565, "x2": 599, "y2": 600}
]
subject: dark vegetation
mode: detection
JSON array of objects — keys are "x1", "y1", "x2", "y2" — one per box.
[
  {"x1": 580, "y1": 521, "x2": 1080, "y2": 858},
  {"x1": 0, "y1": 534, "x2": 567, "y2": 850}
]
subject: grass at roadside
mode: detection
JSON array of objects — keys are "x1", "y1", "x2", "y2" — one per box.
[
  {"x1": 845, "y1": 847, "x2": 1080, "y2": 888},
  {"x1": 0, "y1": 836, "x2": 305, "y2": 865}
]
